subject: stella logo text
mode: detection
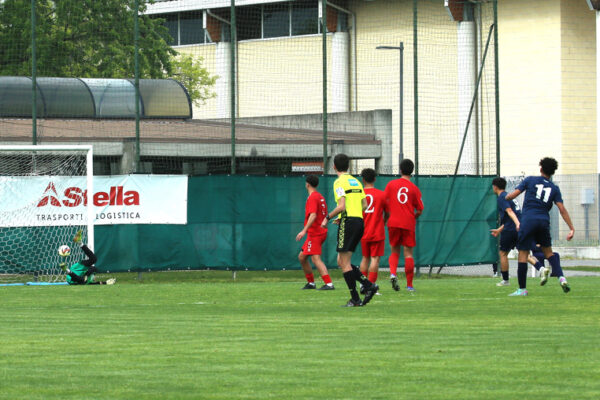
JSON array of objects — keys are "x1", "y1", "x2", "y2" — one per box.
[{"x1": 37, "y1": 183, "x2": 140, "y2": 207}]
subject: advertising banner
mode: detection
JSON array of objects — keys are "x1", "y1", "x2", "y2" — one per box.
[{"x1": 0, "y1": 175, "x2": 187, "y2": 227}]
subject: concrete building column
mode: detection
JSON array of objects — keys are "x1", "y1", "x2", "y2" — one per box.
[
  {"x1": 330, "y1": 32, "x2": 350, "y2": 113},
  {"x1": 457, "y1": 13, "x2": 477, "y2": 174},
  {"x1": 215, "y1": 42, "x2": 232, "y2": 119}
]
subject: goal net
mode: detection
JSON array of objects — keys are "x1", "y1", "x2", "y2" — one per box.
[{"x1": 0, "y1": 145, "x2": 93, "y2": 284}]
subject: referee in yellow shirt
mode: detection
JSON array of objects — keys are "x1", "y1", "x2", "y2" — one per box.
[{"x1": 321, "y1": 153, "x2": 379, "y2": 307}]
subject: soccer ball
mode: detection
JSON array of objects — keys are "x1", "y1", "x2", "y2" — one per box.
[{"x1": 58, "y1": 245, "x2": 71, "y2": 257}]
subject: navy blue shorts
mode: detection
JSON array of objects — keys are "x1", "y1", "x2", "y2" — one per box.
[
  {"x1": 518, "y1": 218, "x2": 552, "y2": 250},
  {"x1": 499, "y1": 230, "x2": 518, "y2": 252}
]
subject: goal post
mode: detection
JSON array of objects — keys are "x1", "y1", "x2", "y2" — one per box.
[{"x1": 0, "y1": 145, "x2": 94, "y2": 284}]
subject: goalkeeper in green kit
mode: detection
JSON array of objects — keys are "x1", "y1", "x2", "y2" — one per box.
[{"x1": 60, "y1": 230, "x2": 116, "y2": 285}]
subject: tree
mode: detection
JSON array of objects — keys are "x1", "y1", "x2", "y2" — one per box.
[
  {"x1": 170, "y1": 54, "x2": 217, "y2": 106},
  {"x1": 0, "y1": 0, "x2": 215, "y2": 106}
]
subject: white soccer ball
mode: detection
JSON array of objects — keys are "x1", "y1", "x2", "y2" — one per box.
[{"x1": 58, "y1": 245, "x2": 71, "y2": 257}]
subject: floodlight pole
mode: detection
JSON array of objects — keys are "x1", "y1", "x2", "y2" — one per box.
[
  {"x1": 376, "y1": 42, "x2": 404, "y2": 172},
  {"x1": 31, "y1": 0, "x2": 37, "y2": 144},
  {"x1": 134, "y1": 0, "x2": 141, "y2": 172}
]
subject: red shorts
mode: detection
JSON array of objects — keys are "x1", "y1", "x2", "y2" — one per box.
[
  {"x1": 388, "y1": 227, "x2": 416, "y2": 248},
  {"x1": 301, "y1": 233, "x2": 327, "y2": 255},
  {"x1": 361, "y1": 240, "x2": 385, "y2": 257}
]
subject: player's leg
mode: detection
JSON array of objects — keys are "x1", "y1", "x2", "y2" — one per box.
[
  {"x1": 508, "y1": 249, "x2": 530, "y2": 296},
  {"x1": 80, "y1": 244, "x2": 97, "y2": 267},
  {"x1": 310, "y1": 254, "x2": 334, "y2": 290},
  {"x1": 338, "y1": 251, "x2": 361, "y2": 306},
  {"x1": 509, "y1": 221, "x2": 534, "y2": 296},
  {"x1": 368, "y1": 255, "x2": 380, "y2": 284},
  {"x1": 496, "y1": 250, "x2": 510, "y2": 286},
  {"x1": 359, "y1": 242, "x2": 371, "y2": 294},
  {"x1": 388, "y1": 227, "x2": 401, "y2": 291},
  {"x1": 542, "y1": 246, "x2": 570, "y2": 293},
  {"x1": 298, "y1": 251, "x2": 316, "y2": 289},
  {"x1": 87, "y1": 278, "x2": 116, "y2": 285},
  {"x1": 344, "y1": 218, "x2": 378, "y2": 306},
  {"x1": 360, "y1": 241, "x2": 370, "y2": 276},
  {"x1": 400, "y1": 229, "x2": 417, "y2": 291},
  {"x1": 403, "y1": 245, "x2": 415, "y2": 291}
]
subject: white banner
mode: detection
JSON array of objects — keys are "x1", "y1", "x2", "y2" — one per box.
[{"x1": 0, "y1": 175, "x2": 187, "y2": 227}]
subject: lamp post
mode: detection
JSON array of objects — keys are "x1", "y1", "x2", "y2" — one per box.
[{"x1": 376, "y1": 42, "x2": 404, "y2": 171}]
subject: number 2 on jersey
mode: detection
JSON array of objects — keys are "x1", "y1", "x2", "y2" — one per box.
[
  {"x1": 535, "y1": 184, "x2": 551, "y2": 203},
  {"x1": 365, "y1": 194, "x2": 374, "y2": 213}
]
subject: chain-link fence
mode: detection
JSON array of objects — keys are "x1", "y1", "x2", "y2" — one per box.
[{"x1": 0, "y1": 0, "x2": 499, "y2": 177}]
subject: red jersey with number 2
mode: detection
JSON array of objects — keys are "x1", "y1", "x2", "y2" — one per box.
[
  {"x1": 305, "y1": 191, "x2": 328, "y2": 236},
  {"x1": 362, "y1": 187, "x2": 387, "y2": 241},
  {"x1": 384, "y1": 178, "x2": 424, "y2": 231}
]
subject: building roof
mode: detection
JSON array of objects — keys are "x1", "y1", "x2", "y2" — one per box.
[
  {"x1": 0, "y1": 118, "x2": 381, "y2": 162},
  {"x1": 0, "y1": 77, "x2": 192, "y2": 119}
]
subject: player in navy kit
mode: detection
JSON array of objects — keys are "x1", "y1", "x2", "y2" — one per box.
[
  {"x1": 490, "y1": 177, "x2": 521, "y2": 286},
  {"x1": 505, "y1": 158, "x2": 575, "y2": 296}
]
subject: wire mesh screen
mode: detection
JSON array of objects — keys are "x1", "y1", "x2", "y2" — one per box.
[{"x1": 0, "y1": 0, "x2": 498, "y2": 177}]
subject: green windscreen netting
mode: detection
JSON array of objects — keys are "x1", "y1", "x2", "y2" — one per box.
[{"x1": 93, "y1": 175, "x2": 496, "y2": 272}]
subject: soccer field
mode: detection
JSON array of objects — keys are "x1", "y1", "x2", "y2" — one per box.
[{"x1": 1, "y1": 272, "x2": 599, "y2": 400}]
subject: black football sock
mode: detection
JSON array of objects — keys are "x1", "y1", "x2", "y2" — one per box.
[
  {"x1": 351, "y1": 265, "x2": 372, "y2": 288},
  {"x1": 501, "y1": 270, "x2": 509, "y2": 281},
  {"x1": 492, "y1": 263, "x2": 498, "y2": 273},
  {"x1": 517, "y1": 262, "x2": 527, "y2": 289},
  {"x1": 343, "y1": 271, "x2": 361, "y2": 302}
]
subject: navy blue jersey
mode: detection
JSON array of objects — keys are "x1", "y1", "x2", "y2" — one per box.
[
  {"x1": 497, "y1": 191, "x2": 520, "y2": 232},
  {"x1": 516, "y1": 176, "x2": 563, "y2": 221}
]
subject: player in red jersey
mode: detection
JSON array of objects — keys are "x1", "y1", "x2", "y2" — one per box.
[
  {"x1": 296, "y1": 175, "x2": 334, "y2": 290},
  {"x1": 384, "y1": 159, "x2": 424, "y2": 292},
  {"x1": 359, "y1": 168, "x2": 388, "y2": 291}
]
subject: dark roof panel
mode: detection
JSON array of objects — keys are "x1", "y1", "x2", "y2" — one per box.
[{"x1": 0, "y1": 77, "x2": 191, "y2": 119}]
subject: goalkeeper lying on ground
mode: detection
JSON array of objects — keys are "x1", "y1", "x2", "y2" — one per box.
[{"x1": 60, "y1": 230, "x2": 116, "y2": 285}]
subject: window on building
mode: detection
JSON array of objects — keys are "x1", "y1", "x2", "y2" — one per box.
[
  {"x1": 163, "y1": 14, "x2": 179, "y2": 45},
  {"x1": 263, "y1": 3, "x2": 290, "y2": 38},
  {"x1": 292, "y1": 0, "x2": 318, "y2": 36},
  {"x1": 237, "y1": 6, "x2": 262, "y2": 40},
  {"x1": 180, "y1": 12, "x2": 205, "y2": 45}
]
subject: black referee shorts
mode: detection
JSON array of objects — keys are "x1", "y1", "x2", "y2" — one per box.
[{"x1": 336, "y1": 217, "x2": 364, "y2": 253}]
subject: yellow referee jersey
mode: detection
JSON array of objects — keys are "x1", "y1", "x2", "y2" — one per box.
[{"x1": 333, "y1": 173, "x2": 366, "y2": 218}]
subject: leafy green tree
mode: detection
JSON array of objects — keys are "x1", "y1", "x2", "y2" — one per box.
[
  {"x1": 0, "y1": 0, "x2": 216, "y2": 105},
  {"x1": 170, "y1": 54, "x2": 217, "y2": 106}
]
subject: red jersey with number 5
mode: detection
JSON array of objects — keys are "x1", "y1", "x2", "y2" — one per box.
[
  {"x1": 305, "y1": 191, "x2": 328, "y2": 236},
  {"x1": 362, "y1": 187, "x2": 387, "y2": 241},
  {"x1": 384, "y1": 178, "x2": 424, "y2": 230}
]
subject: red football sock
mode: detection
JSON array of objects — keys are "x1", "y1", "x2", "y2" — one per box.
[
  {"x1": 305, "y1": 273, "x2": 315, "y2": 283},
  {"x1": 322, "y1": 274, "x2": 332, "y2": 284},
  {"x1": 405, "y1": 257, "x2": 414, "y2": 287},
  {"x1": 361, "y1": 270, "x2": 368, "y2": 277},
  {"x1": 389, "y1": 252, "x2": 399, "y2": 276},
  {"x1": 368, "y1": 271, "x2": 378, "y2": 283}
]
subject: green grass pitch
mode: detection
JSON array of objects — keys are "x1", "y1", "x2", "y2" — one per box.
[{"x1": 1, "y1": 271, "x2": 599, "y2": 400}]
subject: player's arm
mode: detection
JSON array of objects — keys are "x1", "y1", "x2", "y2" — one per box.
[
  {"x1": 505, "y1": 207, "x2": 520, "y2": 231},
  {"x1": 504, "y1": 189, "x2": 521, "y2": 201},
  {"x1": 555, "y1": 202, "x2": 575, "y2": 241},
  {"x1": 296, "y1": 213, "x2": 317, "y2": 241},
  {"x1": 322, "y1": 196, "x2": 346, "y2": 227},
  {"x1": 361, "y1": 197, "x2": 367, "y2": 211},
  {"x1": 490, "y1": 224, "x2": 504, "y2": 237}
]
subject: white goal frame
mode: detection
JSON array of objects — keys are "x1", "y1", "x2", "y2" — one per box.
[{"x1": 0, "y1": 144, "x2": 94, "y2": 250}]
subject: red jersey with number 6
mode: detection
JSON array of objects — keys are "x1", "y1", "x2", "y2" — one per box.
[
  {"x1": 305, "y1": 191, "x2": 328, "y2": 236},
  {"x1": 384, "y1": 178, "x2": 424, "y2": 230},
  {"x1": 362, "y1": 187, "x2": 387, "y2": 241}
]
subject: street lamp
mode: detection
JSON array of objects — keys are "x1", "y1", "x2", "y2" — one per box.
[{"x1": 376, "y1": 42, "x2": 404, "y2": 171}]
